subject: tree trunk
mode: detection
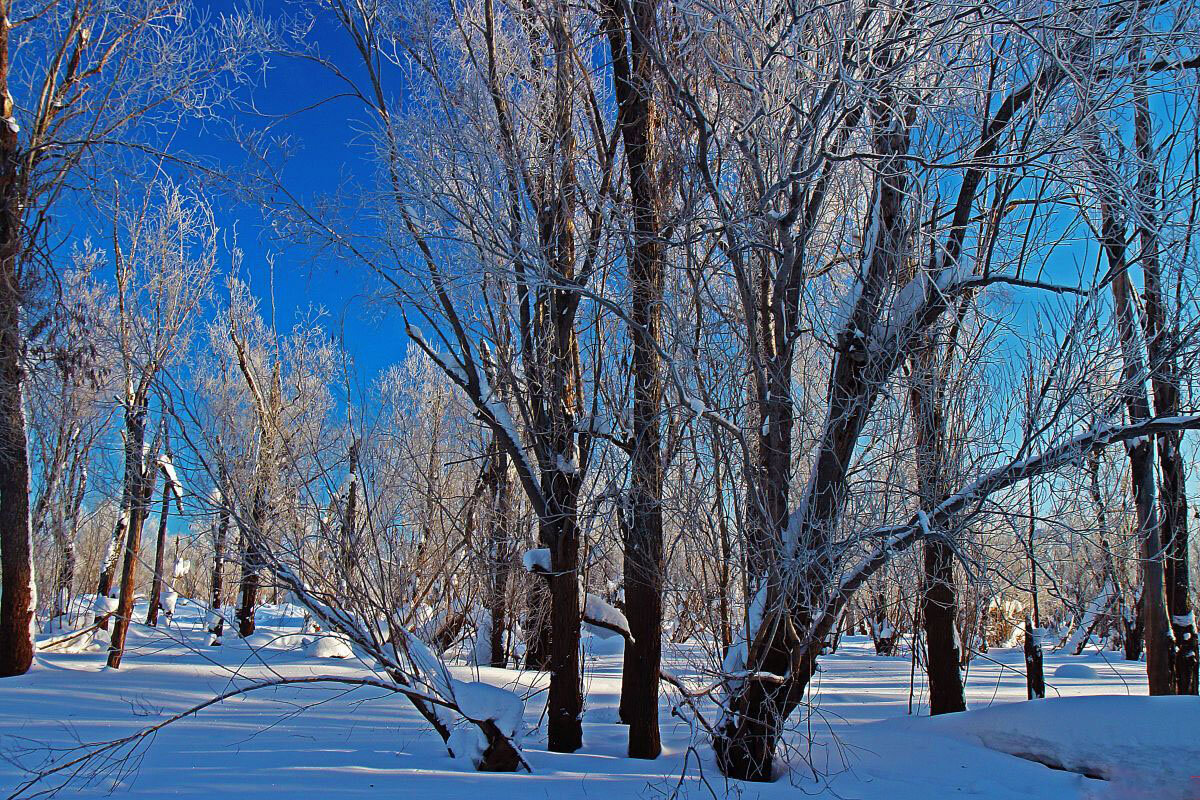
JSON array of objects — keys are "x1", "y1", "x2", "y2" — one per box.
[
  {"x1": 1094, "y1": 166, "x2": 1174, "y2": 694},
  {"x1": 0, "y1": 15, "x2": 35, "y2": 678},
  {"x1": 1024, "y1": 614, "x2": 1045, "y2": 700},
  {"x1": 606, "y1": 0, "x2": 667, "y2": 760},
  {"x1": 1131, "y1": 48, "x2": 1197, "y2": 694},
  {"x1": 237, "y1": 482, "x2": 267, "y2": 638},
  {"x1": 145, "y1": 477, "x2": 172, "y2": 627},
  {"x1": 487, "y1": 444, "x2": 513, "y2": 669},
  {"x1": 106, "y1": 408, "x2": 155, "y2": 669},
  {"x1": 209, "y1": 493, "x2": 228, "y2": 643},
  {"x1": 339, "y1": 441, "x2": 359, "y2": 594},
  {"x1": 910, "y1": 328, "x2": 966, "y2": 715},
  {"x1": 545, "y1": 475, "x2": 583, "y2": 753},
  {"x1": 1123, "y1": 587, "x2": 1144, "y2": 661}
]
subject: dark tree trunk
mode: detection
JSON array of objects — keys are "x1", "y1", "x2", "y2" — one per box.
[
  {"x1": 486, "y1": 444, "x2": 513, "y2": 669},
  {"x1": 107, "y1": 408, "x2": 155, "y2": 669},
  {"x1": 237, "y1": 482, "x2": 267, "y2": 638},
  {"x1": 339, "y1": 441, "x2": 359, "y2": 593},
  {"x1": 0, "y1": 16, "x2": 34, "y2": 677},
  {"x1": 145, "y1": 475, "x2": 172, "y2": 627},
  {"x1": 910, "y1": 329, "x2": 966, "y2": 715},
  {"x1": 606, "y1": 0, "x2": 667, "y2": 760},
  {"x1": 1123, "y1": 587, "x2": 1144, "y2": 661},
  {"x1": 209, "y1": 492, "x2": 228, "y2": 643},
  {"x1": 545, "y1": 487, "x2": 583, "y2": 753},
  {"x1": 1027, "y1": 482, "x2": 1040, "y2": 627},
  {"x1": 1131, "y1": 49, "x2": 1197, "y2": 695},
  {"x1": 1092, "y1": 147, "x2": 1175, "y2": 694},
  {"x1": 1024, "y1": 614, "x2": 1045, "y2": 700},
  {"x1": 715, "y1": 85, "x2": 913, "y2": 779},
  {"x1": 922, "y1": 539, "x2": 965, "y2": 713}
]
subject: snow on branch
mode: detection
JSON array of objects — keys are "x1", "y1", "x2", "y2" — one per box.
[{"x1": 583, "y1": 593, "x2": 633, "y2": 641}]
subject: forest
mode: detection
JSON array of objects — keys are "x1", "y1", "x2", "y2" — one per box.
[{"x1": 0, "y1": 0, "x2": 1199, "y2": 797}]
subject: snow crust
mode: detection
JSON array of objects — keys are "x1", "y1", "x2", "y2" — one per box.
[{"x1": 929, "y1": 695, "x2": 1200, "y2": 798}]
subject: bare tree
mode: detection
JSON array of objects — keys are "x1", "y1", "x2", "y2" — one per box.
[{"x1": 106, "y1": 182, "x2": 218, "y2": 669}]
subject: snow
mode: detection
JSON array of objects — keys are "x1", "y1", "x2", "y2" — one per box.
[
  {"x1": 928, "y1": 696, "x2": 1200, "y2": 798},
  {"x1": 401, "y1": 628, "x2": 455, "y2": 698},
  {"x1": 6, "y1": 603, "x2": 1197, "y2": 800},
  {"x1": 1053, "y1": 663, "x2": 1098, "y2": 678},
  {"x1": 1063, "y1": 579, "x2": 1115, "y2": 654},
  {"x1": 162, "y1": 590, "x2": 179, "y2": 617},
  {"x1": 521, "y1": 548, "x2": 551, "y2": 573},
  {"x1": 157, "y1": 453, "x2": 184, "y2": 503},
  {"x1": 450, "y1": 679, "x2": 524, "y2": 738},
  {"x1": 582, "y1": 593, "x2": 631, "y2": 640},
  {"x1": 307, "y1": 633, "x2": 354, "y2": 659}
]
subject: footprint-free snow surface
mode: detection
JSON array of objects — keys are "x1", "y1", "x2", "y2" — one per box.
[{"x1": 2, "y1": 600, "x2": 1196, "y2": 799}]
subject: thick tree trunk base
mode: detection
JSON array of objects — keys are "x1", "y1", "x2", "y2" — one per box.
[{"x1": 1173, "y1": 621, "x2": 1198, "y2": 695}]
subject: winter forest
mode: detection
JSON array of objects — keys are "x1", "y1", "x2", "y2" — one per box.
[{"x1": 1, "y1": 0, "x2": 1199, "y2": 797}]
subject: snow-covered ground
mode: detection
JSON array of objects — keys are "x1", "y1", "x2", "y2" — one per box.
[{"x1": 2, "y1": 601, "x2": 1197, "y2": 799}]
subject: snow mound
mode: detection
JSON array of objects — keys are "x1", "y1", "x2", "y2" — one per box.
[
  {"x1": 446, "y1": 725, "x2": 488, "y2": 767},
  {"x1": 451, "y1": 679, "x2": 523, "y2": 738},
  {"x1": 306, "y1": 634, "x2": 353, "y2": 659},
  {"x1": 1053, "y1": 663, "x2": 1098, "y2": 679},
  {"x1": 930, "y1": 696, "x2": 1200, "y2": 799}
]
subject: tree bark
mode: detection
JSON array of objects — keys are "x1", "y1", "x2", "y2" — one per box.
[
  {"x1": 145, "y1": 475, "x2": 172, "y2": 627},
  {"x1": 910, "y1": 324, "x2": 966, "y2": 715},
  {"x1": 0, "y1": 11, "x2": 35, "y2": 678},
  {"x1": 545, "y1": 478, "x2": 583, "y2": 752},
  {"x1": 1131, "y1": 45, "x2": 1197, "y2": 694},
  {"x1": 714, "y1": 45, "x2": 915, "y2": 777},
  {"x1": 1024, "y1": 614, "x2": 1045, "y2": 699},
  {"x1": 209, "y1": 491, "x2": 228, "y2": 643},
  {"x1": 106, "y1": 408, "x2": 155, "y2": 669},
  {"x1": 1093, "y1": 160, "x2": 1175, "y2": 694},
  {"x1": 486, "y1": 443, "x2": 513, "y2": 669},
  {"x1": 237, "y1": 481, "x2": 267, "y2": 638},
  {"x1": 606, "y1": 0, "x2": 667, "y2": 760}
]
